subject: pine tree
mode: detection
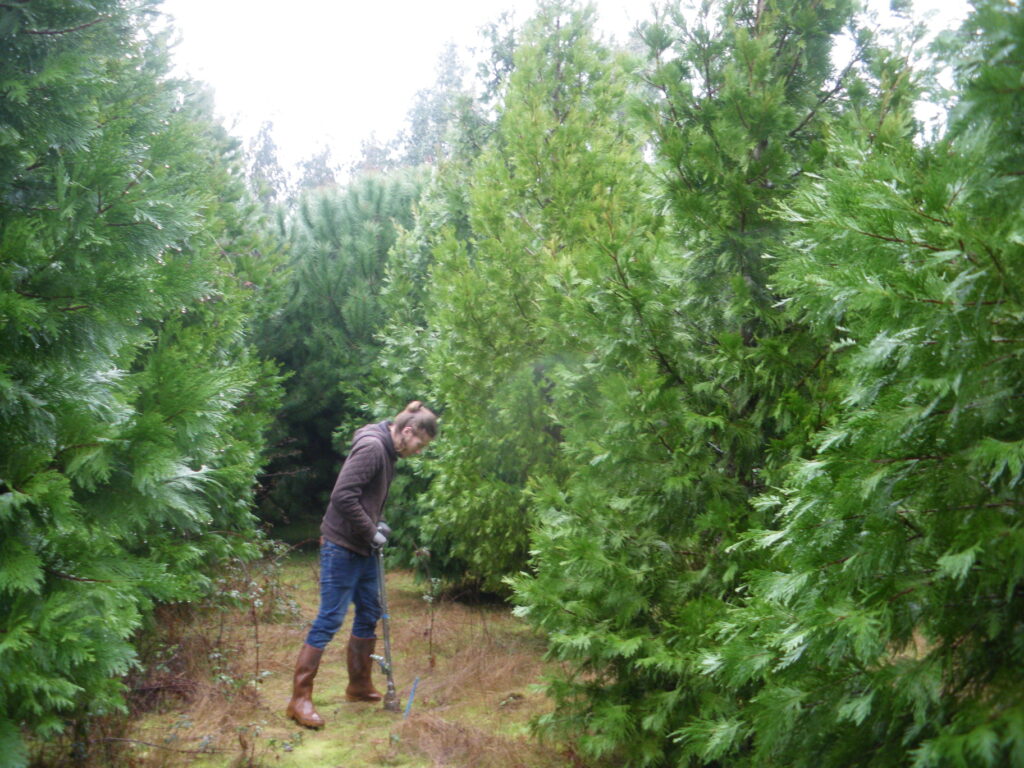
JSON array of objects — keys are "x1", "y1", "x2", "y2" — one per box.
[{"x1": 256, "y1": 169, "x2": 426, "y2": 531}]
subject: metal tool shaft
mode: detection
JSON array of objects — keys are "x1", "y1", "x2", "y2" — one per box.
[{"x1": 375, "y1": 547, "x2": 401, "y2": 712}]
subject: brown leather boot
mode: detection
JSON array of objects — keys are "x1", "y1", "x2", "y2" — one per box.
[
  {"x1": 285, "y1": 643, "x2": 325, "y2": 728},
  {"x1": 344, "y1": 635, "x2": 383, "y2": 702}
]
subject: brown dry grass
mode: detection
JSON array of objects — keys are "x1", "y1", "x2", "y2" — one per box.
[
  {"x1": 36, "y1": 547, "x2": 574, "y2": 768},
  {"x1": 397, "y1": 713, "x2": 550, "y2": 768}
]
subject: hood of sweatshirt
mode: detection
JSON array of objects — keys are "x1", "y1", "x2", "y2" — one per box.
[{"x1": 351, "y1": 420, "x2": 397, "y2": 462}]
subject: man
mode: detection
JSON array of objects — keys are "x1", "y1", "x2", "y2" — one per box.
[{"x1": 286, "y1": 401, "x2": 438, "y2": 729}]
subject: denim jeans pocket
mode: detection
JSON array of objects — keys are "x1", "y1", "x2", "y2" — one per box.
[{"x1": 321, "y1": 539, "x2": 350, "y2": 563}]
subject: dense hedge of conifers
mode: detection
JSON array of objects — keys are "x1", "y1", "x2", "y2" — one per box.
[
  {"x1": 382, "y1": 1, "x2": 1024, "y2": 765},
  {"x1": 0, "y1": 2, "x2": 282, "y2": 763}
]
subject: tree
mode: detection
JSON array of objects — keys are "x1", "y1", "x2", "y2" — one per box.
[
  {"x1": 696, "y1": 2, "x2": 1024, "y2": 764},
  {"x1": 0, "y1": 3, "x2": 283, "y2": 762},
  {"x1": 247, "y1": 120, "x2": 289, "y2": 208},
  {"x1": 416, "y1": 0, "x2": 650, "y2": 591},
  {"x1": 395, "y1": 43, "x2": 469, "y2": 167},
  {"x1": 349, "y1": 133, "x2": 400, "y2": 177},
  {"x1": 512, "y1": 0, "x2": 871, "y2": 763},
  {"x1": 256, "y1": 169, "x2": 426, "y2": 532},
  {"x1": 349, "y1": 43, "x2": 491, "y2": 177},
  {"x1": 368, "y1": 28, "x2": 517, "y2": 572},
  {"x1": 294, "y1": 146, "x2": 338, "y2": 193}
]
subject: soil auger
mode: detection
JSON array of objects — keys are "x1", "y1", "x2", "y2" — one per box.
[{"x1": 371, "y1": 538, "x2": 401, "y2": 712}]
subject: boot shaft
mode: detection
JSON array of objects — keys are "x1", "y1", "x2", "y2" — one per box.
[
  {"x1": 287, "y1": 643, "x2": 326, "y2": 728},
  {"x1": 345, "y1": 635, "x2": 382, "y2": 702},
  {"x1": 294, "y1": 642, "x2": 324, "y2": 692}
]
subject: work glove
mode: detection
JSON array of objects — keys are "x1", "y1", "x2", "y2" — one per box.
[{"x1": 371, "y1": 521, "x2": 391, "y2": 549}]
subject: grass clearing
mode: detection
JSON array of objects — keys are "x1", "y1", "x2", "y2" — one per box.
[{"x1": 44, "y1": 548, "x2": 572, "y2": 768}]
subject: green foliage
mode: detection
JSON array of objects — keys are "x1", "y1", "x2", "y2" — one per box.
[
  {"x1": 5, "y1": 1, "x2": 1018, "y2": 767},
  {"x1": 256, "y1": 169, "x2": 426, "y2": 529},
  {"x1": 412, "y1": 0, "x2": 652, "y2": 592},
  {"x1": 695, "y1": 3, "x2": 1024, "y2": 764},
  {"x1": 512, "y1": 0, "x2": 873, "y2": 763},
  {"x1": 263, "y1": 0, "x2": 1021, "y2": 764},
  {"x1": 0, "y1": 2, "x2": 283, "y2": 761}
]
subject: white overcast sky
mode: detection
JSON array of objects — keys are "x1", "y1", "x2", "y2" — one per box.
[{"x1": 158, "y1": 0, "x2": 969, "y2": 176}]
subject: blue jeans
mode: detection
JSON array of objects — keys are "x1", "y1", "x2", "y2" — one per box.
[{"x1": 305, "y1": 539, "x2": 381, "y2": 649}]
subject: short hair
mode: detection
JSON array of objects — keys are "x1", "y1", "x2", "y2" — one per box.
[{"x1": 394, "y1": 401, "x2": 438, "y2": 438}]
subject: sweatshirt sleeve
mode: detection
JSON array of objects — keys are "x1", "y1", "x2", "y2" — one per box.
[{"x1": 328, "y1": 440, "x2": 383, "y2": 544}]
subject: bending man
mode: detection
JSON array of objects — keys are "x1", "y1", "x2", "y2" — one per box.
[{"x1": 286, "y1": 401, "x2": 437, "y2": 728}]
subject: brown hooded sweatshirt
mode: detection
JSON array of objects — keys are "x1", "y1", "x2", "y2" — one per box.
[{"x1": 320, "y1": 421, "x2": 397, "y2": 556}]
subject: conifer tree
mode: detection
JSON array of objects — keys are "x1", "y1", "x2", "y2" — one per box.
[
  {"x1": 397, "y1": 44, "x2": 470, "y2": 167},
  {"x1": 349, "y1": 44, "x2": 492, "y2": 177},
  {"x1": 512, "y1": 0, "x2": 869, "y2": 763},
  {"x1": 256, "y1": 169, "x2": 426, "y2": 530},
  {"x1": 0, "y1": 3, "x2": 282, "y2": 761},
  {"x1": 694, "y1": 2, "x2": 1024, "y2": 764},
  {"x1": 369, "y1": 34, "x2": 509, "y2": 571},
  {"x1": 415, "y1": 0, "x2": 649, "y2": 591},
  {"x1": 365, "y1": 165, "x2": 472, "y2": 568}
]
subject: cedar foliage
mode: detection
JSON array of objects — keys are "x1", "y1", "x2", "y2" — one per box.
[
  {"x1": 0, "y1": 2, "x2": 282, "y2": 763},
  {"x1": 696, "y1": 3, "x2": 1024, "y2": 765},
  {"x1": 506, "y1": 0, "x2": 1024, "y2": 766},
  {"x1": 411, "y1": 0, "x2": 652, "y2": 592},
  {"x1": 508, "y1": 0, "x2": 868, "y2": 763},
  {"x1": 367, "y1": 29, "x2": 513, "y2": 575}
]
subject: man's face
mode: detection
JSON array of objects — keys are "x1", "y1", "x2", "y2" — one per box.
[{"x1": 396, "y1": 426, "x2": 431, "y2": 458}]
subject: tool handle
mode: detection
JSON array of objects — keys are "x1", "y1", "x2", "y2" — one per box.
[{"x1": 376, "y1": 548, "x2": 401, "y2": 712}]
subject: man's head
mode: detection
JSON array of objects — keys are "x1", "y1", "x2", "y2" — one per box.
[{"x1": 391, "y1": 401, "x2": 438, "y2": 458}]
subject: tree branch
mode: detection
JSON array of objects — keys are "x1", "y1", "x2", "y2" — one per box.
[
  {"x1": 25, "y1": 16, "x2": 107, "y2": 36},
  {"x1": 44, "y1": 567, "x2": 110, "y2": 584},
  {"x1": 853, "y1": 228, "x2": 944, "y2": 252}
]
